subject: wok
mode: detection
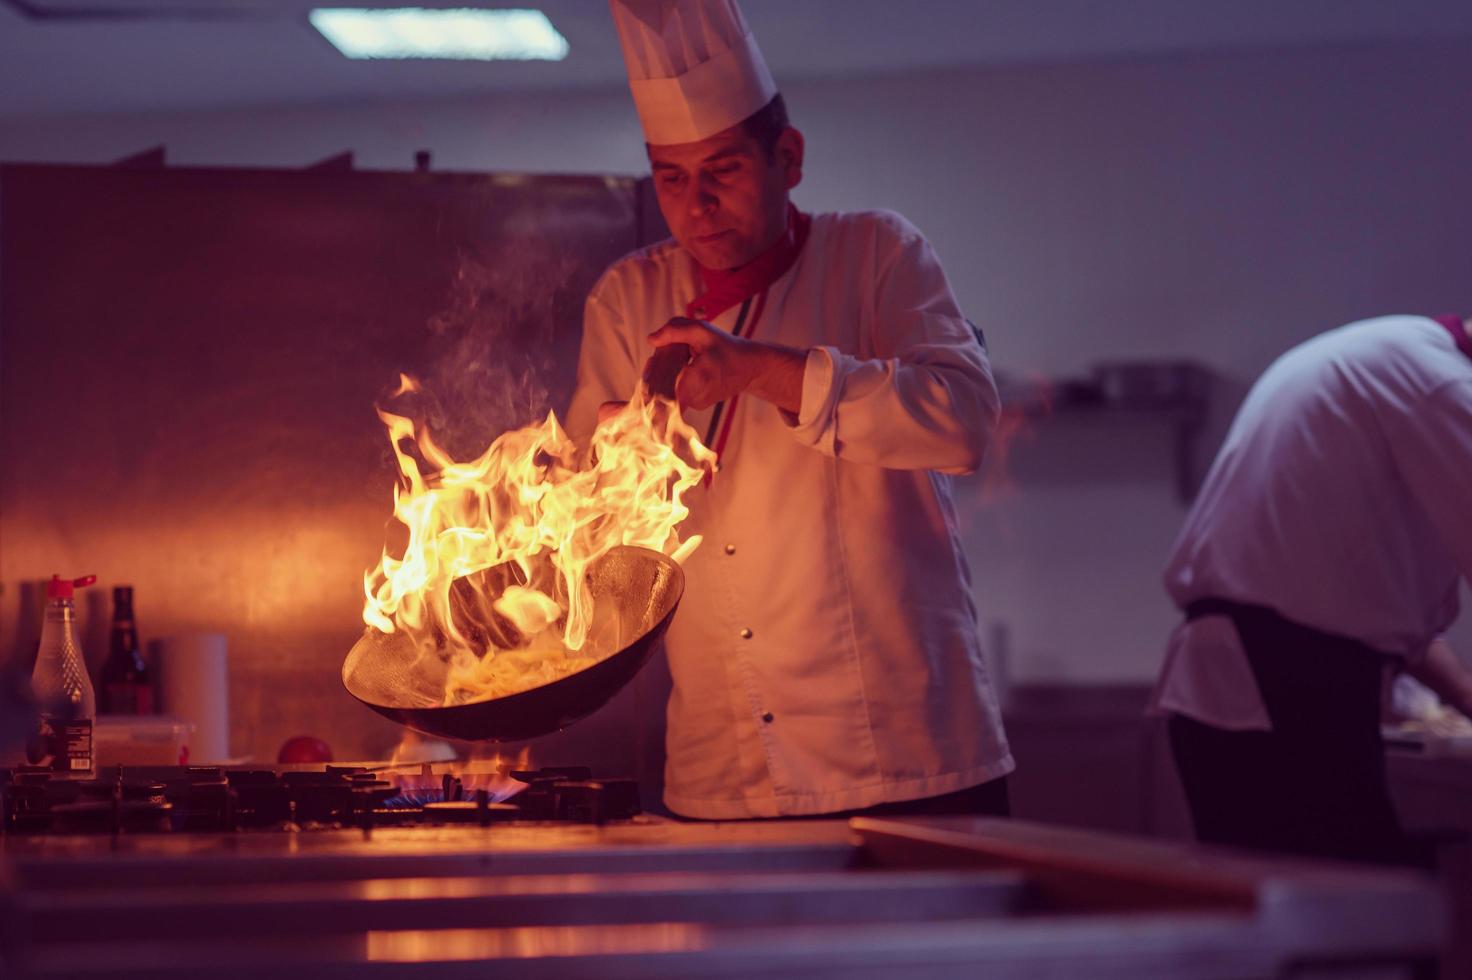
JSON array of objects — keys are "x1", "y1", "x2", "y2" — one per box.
[{"x1": 342, "y1": 546, "x2": 683, "y2": 742}]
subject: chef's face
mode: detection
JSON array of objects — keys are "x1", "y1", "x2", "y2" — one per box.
[{"x1": 648, "y1": 124, "x2": 804, "y2": 271}]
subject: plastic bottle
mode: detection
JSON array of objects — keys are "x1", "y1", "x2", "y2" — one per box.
[{"x1": 29, "y1": 574, "x2": 97, "y2": 773}]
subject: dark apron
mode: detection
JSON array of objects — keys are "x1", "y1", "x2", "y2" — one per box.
[{"x1": 1169, "y1": 598, "x2": 1420, "y2": 866}]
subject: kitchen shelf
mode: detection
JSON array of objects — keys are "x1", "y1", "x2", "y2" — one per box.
[{"x1": 996, "y1": 362, "x2": 1214, "y2": 503}]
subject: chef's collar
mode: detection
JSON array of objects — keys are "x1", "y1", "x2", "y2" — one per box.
[
  {"x1": 686, "y1": 204, "x2": 810, "y2": 321},
  {"x1": 1431, "y1": 314, "x2": 1472, "y2": 361}
]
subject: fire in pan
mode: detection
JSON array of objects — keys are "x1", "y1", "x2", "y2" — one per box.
[{"x1": 342, "y1": 546, "x2": 683, "y2": 742}]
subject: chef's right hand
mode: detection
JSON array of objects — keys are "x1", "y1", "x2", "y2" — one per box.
[{"x1": 598, "y1": 401, "x2": 626, "y2": 424}]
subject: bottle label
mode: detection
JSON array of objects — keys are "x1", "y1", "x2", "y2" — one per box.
[{"x1": 31, "y1": 717, "x2": 93, "y2": 772}]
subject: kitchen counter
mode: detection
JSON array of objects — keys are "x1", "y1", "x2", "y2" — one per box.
[
  {"x1": 1387, "y1": 744, "x2": 1472, "y2": 980},
  {"x1": 0, "y1": 816, "x2": 1440, "y2": 979}
]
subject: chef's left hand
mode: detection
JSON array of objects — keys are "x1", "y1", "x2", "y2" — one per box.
[
  {"x1": 648, "y1": 317, "x2": 760, "y2": 411},
  {"x1": 648, "y1": 318, "x2": 806, "y2": 415}
]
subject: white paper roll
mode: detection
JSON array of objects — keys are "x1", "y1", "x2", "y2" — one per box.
[{"x1": 155, "y1": 633, "x2": 229, "y2": 764}]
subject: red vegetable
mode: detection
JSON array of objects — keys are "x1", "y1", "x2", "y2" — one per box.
[{"x1": 277, "y1": 735, "x2": 334, "y2": 764}]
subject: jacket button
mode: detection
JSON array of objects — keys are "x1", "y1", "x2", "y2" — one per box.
[
  {"x1": 739, "y1": 628, "x2": 753, "y2": 639},
  {"x1": 761, "y1": 712, "x2": 774, "y2": 724},
  {"x1": 724, "y1": 544, "x2": 736, "y2": 555}
]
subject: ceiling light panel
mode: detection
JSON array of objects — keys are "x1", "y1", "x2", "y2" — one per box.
[{"x1": 309, "y1": 7, "x2": 569, "y2": 61}]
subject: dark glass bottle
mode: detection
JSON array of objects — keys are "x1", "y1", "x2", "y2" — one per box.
[{"x1": 99, "y1": 586, "x2": 154, "y2": 714}]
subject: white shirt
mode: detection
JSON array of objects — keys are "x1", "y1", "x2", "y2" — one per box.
[
  {"x1": 567, "y1": 210, "x2": 1014, "y2": 818},
  {"x1": 1153, "y1": 315, "x2": 1472, "y2": 730}
]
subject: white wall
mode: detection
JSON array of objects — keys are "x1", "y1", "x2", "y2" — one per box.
[{"x1": 5, "y1": 37, "x2": 1470, "y2": 684}]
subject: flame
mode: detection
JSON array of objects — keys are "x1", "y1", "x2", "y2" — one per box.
[
  {"x1": 382, "y1": 743, "x2": 534, "y2": 805},
  {"x1": 364, "y1": 382, "x2": 714, "y2": 705},
  {"x1": 386, "y1": 730, "x2": 458, "y2": 766}
]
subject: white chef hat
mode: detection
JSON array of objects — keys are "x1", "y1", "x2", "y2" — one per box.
[{"x1": 609, "y1": 0, "x2": 778, "y2": 146}]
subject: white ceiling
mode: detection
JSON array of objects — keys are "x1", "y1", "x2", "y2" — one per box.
[{"x1": 3, "y1": 0, "x2": 1472, "y2": 120}]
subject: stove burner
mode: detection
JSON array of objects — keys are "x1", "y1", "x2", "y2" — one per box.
[
  {"x1": 0, "y1": 764, "x2": 642, "y2": 836},
  {"x1": 380, "y1": 772, "x2": 467, "y2": 809},
  {"x1": 421, "y1": 800, "x2": 522, "y2": 824}
]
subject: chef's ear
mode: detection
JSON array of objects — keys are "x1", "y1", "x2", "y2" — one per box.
[{"x1": 776, "y1": 127, "x2": 804, "y2": 190}]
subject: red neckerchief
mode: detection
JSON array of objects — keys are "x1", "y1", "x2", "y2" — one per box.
[
  {"x1": 1431, "y1": 314, "x2": 1472, "y2": 361},
  {"x1": 685, "y1": 205, "x2": 811, "y2": 320},
  {"x1": 681, "y1": 205, "x2": 811, "y2": 483}
]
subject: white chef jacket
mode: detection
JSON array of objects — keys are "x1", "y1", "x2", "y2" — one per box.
[
  {"x1": 1152, "y1": 315, "x2": 1472, "y2": 730},
  {"x1": 567, "y1": 209, "x2": 1013, "y2": 818}
]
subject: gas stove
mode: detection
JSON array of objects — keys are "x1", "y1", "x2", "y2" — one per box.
[
  {"x1": 0, "y1": 767, "x2": 1447, "y2": 979},
  {"x1": 0, "y1": 763, "x2": 642, "y2": 836}
]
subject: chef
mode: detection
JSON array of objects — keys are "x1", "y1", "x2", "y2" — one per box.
[
  {"x1": 1152, "y1": 314, "x2": 1472, "y2": 865},
  {"x1": 566, "y1": 0, "x2": 1012, "y2": 819}
]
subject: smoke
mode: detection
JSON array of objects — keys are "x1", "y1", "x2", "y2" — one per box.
[{"x1": 410, "y1": 231, "x2": 588, "y2": 461}]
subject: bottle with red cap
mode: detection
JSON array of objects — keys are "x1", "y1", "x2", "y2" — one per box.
[{"x1": 29, "y1": 574, "x2": 97, "y2": 773}]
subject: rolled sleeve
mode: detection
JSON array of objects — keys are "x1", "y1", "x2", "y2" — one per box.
[
  {"x1": 778, "y1": 218, "x2": 998, "y2": 475},
  {"x1": 781, "y1": 346, "x2": 841, "y2": 454}
]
